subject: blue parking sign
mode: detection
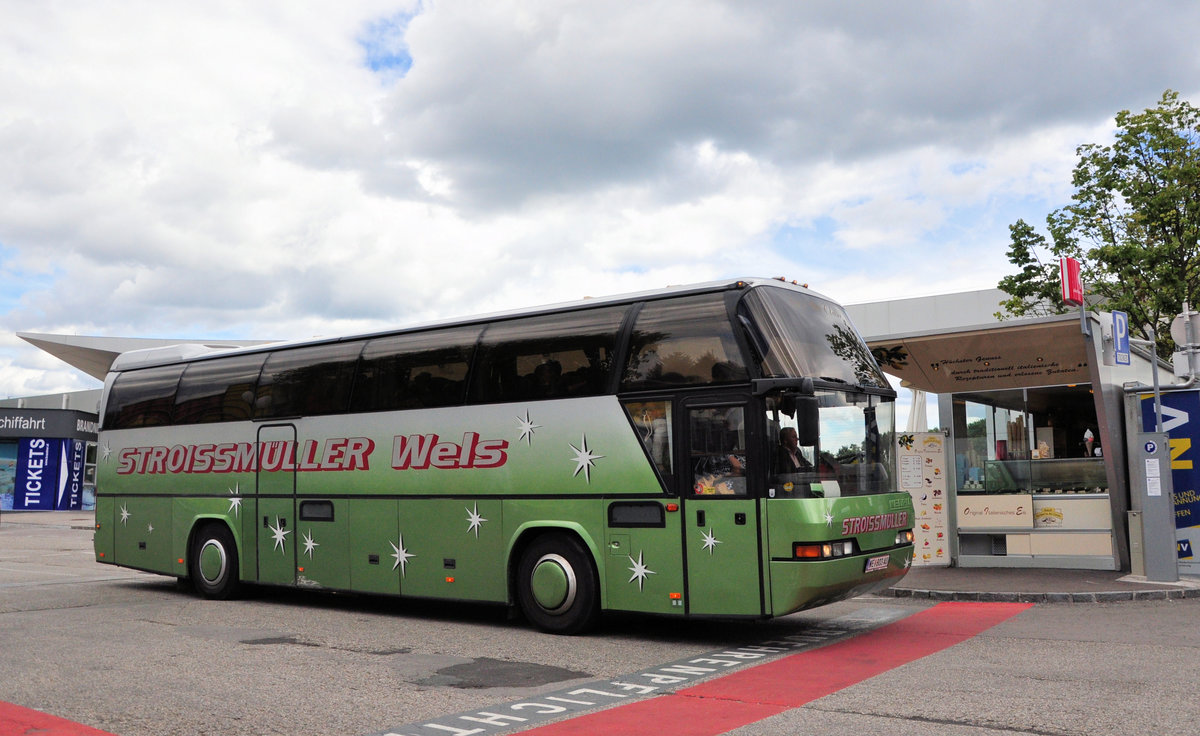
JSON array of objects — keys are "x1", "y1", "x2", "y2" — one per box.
[{"x1": 1113, "y1": 310, "x2": 1130, "y2": 365}]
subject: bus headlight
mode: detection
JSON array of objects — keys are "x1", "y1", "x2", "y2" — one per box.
[{"x1": 793, "y1": 540, "x2": 855, "y2": 559}]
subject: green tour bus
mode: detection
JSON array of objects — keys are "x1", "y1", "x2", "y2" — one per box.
[{"x1": 94, "y1": 278, "x2": 913, "y2": 633}]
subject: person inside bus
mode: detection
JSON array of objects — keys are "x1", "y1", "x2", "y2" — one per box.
[
  {"x1": 774, "y1": 426, "x2": 814, "y2": 474},
  {"x1": 532, "y1": 359, "x2": 563, "y2": 398}
]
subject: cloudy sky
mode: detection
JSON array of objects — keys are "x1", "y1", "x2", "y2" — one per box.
[{"x1": 3, "y1": 1, "x2": 1198, "y2": 414}]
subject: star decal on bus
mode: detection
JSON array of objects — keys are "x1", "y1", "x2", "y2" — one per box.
[
  {"x1": 465, "y1": 503, "x2": 487, "y2": 537},
  {"x1": 146, "y1": 523, "x2": 154, "y2": 534},
  {"x1": 227, "y1": 483, "x2": 242, "y2": 518},
  {"x1": 700, "y1": 528, "x2": 722, "y2": 554},
  {"x1": 627, "y1": 551, "x2": 656, "y2": 590},
  {"x1": 268, "y1": 519, "x2": 290, "y2": 552},
  {"x1": 101, "y1": 442, "x2": 112, "y2": 462},
  {"x1": 824, "y1": 507, "x2": 835, "y2": 528},
  {"x1": 391, "y1": 535, "x2": 415, "y2": 576},
  {"x1": 516, "y1": 411, "x2": 541, "y2": 445},
  {"x1": 119, "y1": 504, "x2": 130, "y2": 525},
  {"x1": 302, "y1": 530, "x2": 319, "y2": 558},
  {"x1": 569, "y1": 434, "x2": 604, "y2": 483},
  {"x1": 903, "y1": 555, "x2": 912, "y2": 569}
]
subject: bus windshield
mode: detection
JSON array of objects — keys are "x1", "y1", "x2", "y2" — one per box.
[
  {"x1": 766, "y1": 389, "x2": 894, "y2": 498},
  {"x1": 740, "y1": 285, "x2": 888, "y2": 389}
]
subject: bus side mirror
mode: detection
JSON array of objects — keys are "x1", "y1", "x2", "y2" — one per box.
[{"x1": 795, "y1": 396, "x2": 819, "y2": 446}]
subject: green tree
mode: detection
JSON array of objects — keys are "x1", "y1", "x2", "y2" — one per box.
[{"x1": 997, "y1": 90, "x2": 1200, "y2": 358}]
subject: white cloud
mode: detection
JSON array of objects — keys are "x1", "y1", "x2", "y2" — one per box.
[{"x1": 1, "y1": 1, "x2": 1198, "y2": 394}]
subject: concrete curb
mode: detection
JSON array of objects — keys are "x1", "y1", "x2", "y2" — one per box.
[{"x1": 875, "y1": 587, "x2": 1200, "y2": 603}]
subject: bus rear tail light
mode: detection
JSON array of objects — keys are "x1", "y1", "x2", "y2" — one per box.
[{"x1": 896, "y1": 530, "x2": 914, "y2": 545}]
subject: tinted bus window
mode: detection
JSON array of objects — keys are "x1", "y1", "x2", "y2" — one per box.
[
  {"x1": 469, "y1": 306, "x2": 628, "y2": 404},
  {"x1": 255, "y1": 341, "x2": 364, "y2": 418},
  {"x1": 351, "y1": 326, "x2": 481, "y2": 412},
  {"x1": 174, "y1": 354, "x2": 267, "y2": 425},
  {"x1": 620, "y1": 294, "x2": 748, "y2": 391},
  {"x1": 104, "y1": 364, "x2": 185, "y2": 429}
]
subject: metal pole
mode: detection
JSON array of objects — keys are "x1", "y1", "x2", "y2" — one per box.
[
  {"x1": 1131, "y1": 333, "x2": 1163, "y2": 432},
  {"x1": 1151, "y1": 325, "x2": 1162, "y2": 434}
]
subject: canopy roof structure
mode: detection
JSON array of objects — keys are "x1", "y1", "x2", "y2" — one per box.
[
  {"x1": 17, "y1": 332, "x2": 271, "y2": 381},
  {"x1": 846, "y1": 289, "x2": 1096, "y2": 394}
]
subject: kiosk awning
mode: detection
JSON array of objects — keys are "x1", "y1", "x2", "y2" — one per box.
[{"x1": 867, "y1": 317, "x2": 1090, "y2": 393}]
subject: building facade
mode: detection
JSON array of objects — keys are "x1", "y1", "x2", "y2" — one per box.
[{"x1": 0, "y1": 391, "x2": 101, "y2": 511}]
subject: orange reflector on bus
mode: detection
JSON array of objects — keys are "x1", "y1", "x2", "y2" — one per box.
[
  {"x1": 445, "y1": 577, "x2": 455, "y2": 583},
  {"x1": 666, "y1": 503, "x2": 679, "y2": 512},
  {"x1": 793, "y1": 544, "x2": 823, "y2": 559},
  {"x1": 669, "y1": 592, "x2": 682, "y2": 600},
  {"x1": 177, "y1": 558, "x2": 185, "y2": 565},
  {"x1": 298, "y1": 567, "x2": 304, "y2": 572},
  {"x1": 98, "y1": 552, "x2": 105, "y2": 558}
]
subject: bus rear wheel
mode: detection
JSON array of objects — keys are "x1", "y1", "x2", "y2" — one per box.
[
  {"x1": 189, "y1": 523, "x2": 240, "y2": 600},
  {"x1": 516, "y1": 533, "x2": 598, "y2": 635}
]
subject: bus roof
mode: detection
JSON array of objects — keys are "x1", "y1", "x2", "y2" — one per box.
[{"x1": 108, "y1": 277, "x2": 831, "y2": 373}]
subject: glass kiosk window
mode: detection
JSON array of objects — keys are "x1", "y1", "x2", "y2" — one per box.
[{"x1": 953, "y1": 385, "x2": 1107, "y2": 496}]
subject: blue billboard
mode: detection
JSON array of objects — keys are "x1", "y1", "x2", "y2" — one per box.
[
  {"x1": 14, "y1": 438, "x2": 62, "y2": 510},
  {"x1": 57, "y1": 440, "x2": 85, "y2": 510},
  {"x1": 4, "y1": 438, "x2": 87, "y2": 512},
  {"x1": 1142, "y1": 390, "x2": 1200, "y2": 571}
]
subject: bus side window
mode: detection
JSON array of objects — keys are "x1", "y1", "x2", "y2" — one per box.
[
  {"x1": 104, "y1": 364, "x2": 185, "y2": 429},
  {"x1": 689, "y1": 406, "x2": 747, "y2": 496},
  {"x1": 351, "y1": 326, "x2": 480, "y2": 412},
  {"x1": 623, "y1": 400, "x2": 673, "y2": 481},
  {"x1": 255, "y1": 341, "x2": 363, "y2": 419},
  {"x1": 174, "y1": 354, "x2": 267, "y2": 425},
  {"x1": 469, "y1": 306, "x2": 627, "y2": 404},
  {"x1": 621, "y1": 294, "x2": 749, "y2": 392}
]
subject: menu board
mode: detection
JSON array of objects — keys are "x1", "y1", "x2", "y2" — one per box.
[{"x1": 897, "y1": 432, "x2": 949, "y2": 567}]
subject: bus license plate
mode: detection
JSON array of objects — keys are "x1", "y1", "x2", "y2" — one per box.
[{"x1": 864, "y1": 555, "x2": 890, "y2": 573}]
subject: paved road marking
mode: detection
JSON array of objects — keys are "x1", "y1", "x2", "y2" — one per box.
[
  {"x1": 368, "y1": 606, "x2": 912, "y2": 736},
  {"x1": 511, "y1": 602, "x2": 1031, "y2": 736},
  {"x1": 0, "y1": 701, "x2": 116, "y2": 736}
]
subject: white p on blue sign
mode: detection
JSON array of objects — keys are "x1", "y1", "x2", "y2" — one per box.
[{"x1": 1113, "y1": 310, "x2": 1130, "y2": 365}]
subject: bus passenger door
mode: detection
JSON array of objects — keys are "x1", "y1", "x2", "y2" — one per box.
[
  {"x1": 607, "y1": 399, "x2": 685, "y2": 615},
  {"x1": 257, "y1": 424, "x2": 297, "y2": 586},
  {"x1": 682, "y1": 400, "x2": 764, "y2": 616}
]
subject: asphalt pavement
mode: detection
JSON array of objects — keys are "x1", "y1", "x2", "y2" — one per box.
[{"x1": 6, "y1": 509, "x2": 1200, "y2": 736}]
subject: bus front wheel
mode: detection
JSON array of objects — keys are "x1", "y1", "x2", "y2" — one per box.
[
  {"x1": 516, "y1": 533, "x2": 598, "y2": 635},
  {"x1": 189, "y1": 523, "x2": 240, "y2": 600}
]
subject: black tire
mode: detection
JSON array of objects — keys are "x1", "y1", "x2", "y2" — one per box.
[
  {"x1": 516, "y1": 532, "x2": 599, "y2": 635},
  {"x1": 189, "y1": 523, "x2": 241, "y2": 600}
]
